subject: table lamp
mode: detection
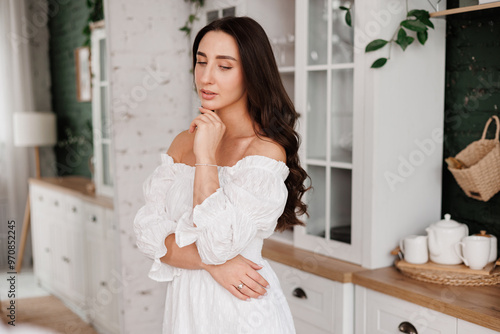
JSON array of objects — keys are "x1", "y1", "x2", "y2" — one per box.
[{"x1": 13, "y1": 111, "x2": 57, "y2": 272}]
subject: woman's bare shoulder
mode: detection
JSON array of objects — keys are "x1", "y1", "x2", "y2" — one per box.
[
  {"x1": 244, "y1": 136, "x2": 286, "y2": 163},
  {"x1": 166, "y1": 130, "x2": 195, "y2": 163}
]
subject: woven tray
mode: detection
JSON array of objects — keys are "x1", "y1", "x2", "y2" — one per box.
[{"x1": 395, "y1": 259, "x2": 500, "y2": 286}]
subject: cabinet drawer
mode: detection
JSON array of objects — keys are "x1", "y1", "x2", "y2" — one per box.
[
  {"x1": 355, "y1": 286, "x2": 456, "y2": 334},
  {"x1": 83, "y1": 202, "x2": 105, "y2": 235},
  {"x1": 268, "y1": 260, "x2": 340, "y2": 333},
  {"x1": 458, "y1": 319, "x2": 500, "y2": 334},
  {"x1": 64, "y1": 195, "x2": 82, "y2": 224},
  {"x1": 30, "y1": 185, "x2": 64, "y2": 216}
]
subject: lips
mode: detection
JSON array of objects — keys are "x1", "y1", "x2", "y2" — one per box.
[{"x1": 200, "y1": 89, "x2": 217, "y2": 100}]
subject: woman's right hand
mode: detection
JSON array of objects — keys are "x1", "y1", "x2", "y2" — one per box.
[{"x1": 203, "y1": 255, "x2": 269, "y2": 301}]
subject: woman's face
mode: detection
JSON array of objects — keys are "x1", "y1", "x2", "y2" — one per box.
[{"x1": 194, "y1": 31, "x2": 247, "y2": 112}]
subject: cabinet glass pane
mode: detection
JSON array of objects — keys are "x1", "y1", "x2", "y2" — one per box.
[
  {"x1": 100, "y1": 86, "x2": 109, "y2": 139},
  {"x1": 331, "y1": 0, "x2": 354, "y2": 64},
  {"x1": 308, "y1": 0, "x2": 328, "y2": 65},
  {"x1": 99, "y1": 38, "x2": 106, "y2": 81},
  {"x1": 102, "y1": 143, "x2": 113, "y2": 186},
  {"x1": 306, "y1": 165, "x2": 326, "y2": 237},
  {"x1": 281, "y1": 72, "x2": 295, "y2": 102},
  {"x1": 331, "y1": 68, "x2": 353, "y2": 163},
  {"x1": 306, "y1": 70, "x2": 327, "y2": 160},
  {"x1": 330, "y1": 168, "x2": 351, "y2": 243}
]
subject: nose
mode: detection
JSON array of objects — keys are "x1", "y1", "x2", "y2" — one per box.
[{"x1": 198, "y1": 63, "x2": 215, "y2": 85}]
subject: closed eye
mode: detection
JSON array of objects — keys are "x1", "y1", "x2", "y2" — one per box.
[{"x1": 220, "y1": 66, "x2": 232, "y2": 70}]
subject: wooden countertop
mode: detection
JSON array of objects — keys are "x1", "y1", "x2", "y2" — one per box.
[
  {"x1": 29, "y1": 177, "x2": 113, "y2": 209},
  {"x1": 262, "y1": 239, "x2": 365, "y2": 283},
  {"x1": 352, "y1": 266, "x2": 500, "y2": 331}
]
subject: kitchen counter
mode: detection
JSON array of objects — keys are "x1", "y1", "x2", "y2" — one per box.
[
  {"x1": 29, "y1": 176, "x2": 113, "y2": 209},
  {"x1": 263, "y1": 239, "x2": 365, "y2": 283},
  {"x1": 352, "y1": 266, "x2": 500, "y2": 332},
  {"x1": 263, "y1": 240, "x2": 500, "y2": 331}
]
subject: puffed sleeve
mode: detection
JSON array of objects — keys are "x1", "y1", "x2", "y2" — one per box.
[
  {"x1": 133, "y1": 154, "x2": 185, "y2": 282},
  {"x1": 175, "y1": 156, "x2": 289, "y2": 265}
]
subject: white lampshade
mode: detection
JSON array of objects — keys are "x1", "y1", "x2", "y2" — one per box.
[{"x1": 13, "y1": 112, "x2": 57, "y2": 147}]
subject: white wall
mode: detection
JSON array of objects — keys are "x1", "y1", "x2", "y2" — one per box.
[{"x1": 106, "y1": 0, "x2": 192, "y2": 332}]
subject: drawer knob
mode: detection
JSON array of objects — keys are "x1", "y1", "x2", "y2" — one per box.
[
  {"x1": 399, "y1": 321, "x2": 417, "y2": 334},
  {"x1": 292, "y1": 287, "x2": 307, "y2": 299},
  {"x1": 91, "y1": 215, "x2": 97, "y2": 223},
  {"x1": 72, "y1": 206, "x2": 77, "y2": 213}
]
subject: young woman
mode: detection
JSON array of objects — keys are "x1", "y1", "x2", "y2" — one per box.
[{"x1": 134, "y1": 16, "x2": 309, "y2": 333}]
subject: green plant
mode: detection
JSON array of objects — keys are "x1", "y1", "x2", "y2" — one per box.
[
  {"x1": 341, "y1": 3, "x2": 434, "y2": 68},
  {"x1": 179, "y1": 0, "x2": 205, "y2": 36},
  {"x1": 82, "y1": 0, "x2": 104, "y2": 47}
]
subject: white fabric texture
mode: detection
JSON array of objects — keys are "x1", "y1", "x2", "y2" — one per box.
[{"x1": 134, "y1": 153, "x2": 296, "y2": 334}]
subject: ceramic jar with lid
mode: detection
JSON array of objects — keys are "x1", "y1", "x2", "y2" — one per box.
[{"x1": 426, "y1": 214, "x2": 469, "y2": 265}]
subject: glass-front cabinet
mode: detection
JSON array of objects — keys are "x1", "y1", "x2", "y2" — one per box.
[
  {"x1": 91, "y1": 25, "x2": 114, "y2": 198},
  {"x1": 294, "y1": 0, "x2": 362, "y2": 264}
]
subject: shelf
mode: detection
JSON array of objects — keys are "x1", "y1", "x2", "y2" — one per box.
[
  {"x1": 306, "y1": 63, "x2": 355, "y2": 72},
  {"x1": 278, "y1": 66, "x2": 295, "y2": 73},
  {"x1": 430, "y1": 2, "x2": 500, "y2": 17}
]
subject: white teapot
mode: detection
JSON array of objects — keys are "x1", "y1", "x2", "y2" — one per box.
[{"x1": 426, "y1": 214, "x2": 469, "y2": 265}]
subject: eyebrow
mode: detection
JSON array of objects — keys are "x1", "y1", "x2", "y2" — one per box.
[{"x1": 197, "y1": 51, "x2": 237, "y2": 61}]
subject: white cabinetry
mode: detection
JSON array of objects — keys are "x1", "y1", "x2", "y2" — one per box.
[
  {"x1": 292, "y1": 0, "x2": 446, "y2": 268},
  {"x1": 29, "y1": 181, "x2": 119, "y2": 333},
  {"x1": 269, "y1": 260, "x2": 353, "y2": 334},
  {"x1": 458, "y1": 319, "x2": 500, "y2": 334},
  {"x1": 355, "y1": 286, "x2": 500, "y2": 334}
]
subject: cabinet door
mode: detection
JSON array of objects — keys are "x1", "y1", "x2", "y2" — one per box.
[
  {"x1": 355, "y1": 286, "x2": 456, "y2": 334},
  {"x1": 269, "y1": 259, "x2": 353, "y2": 334},
  {"x1": 84, "y1": 203, "x2": 119, "y2": 333},
  {"x1": 30, "y1": 185, "x2": 55, "y2": 287},
  {"x1": 294, "y1": 0, "x2": 361, "y2": 265},
  {"x1": 457, "y1": 319, "x2": 500, "y2": 334}
]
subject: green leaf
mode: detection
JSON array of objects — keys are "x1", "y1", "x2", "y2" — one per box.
[
  {"x1": 365, "y1": 39, "x2": 388, "y2": 52},
  {"x1": 407, "y1": 9, "x2": 428, "y2": 19},
  {"x1": 417, "y1": 30, "x2": 428, "y2": 45},
  {"x1": 401, "y1": 19, "x2": 427, "y2": 32},
  {"x1": 371, "y1": 58, "x2": 388, "y2": 68},
  {"x1": 395, "y1": 28, "x2": 414, "y2": 51},
  {"x1": 189, "y1": 14, "x2": 196, "y2": 23},
  {"x1": 345, "y1": 10, "x2": 352, "y2": 27},
  {"x1": 339, "y1": 6, "x2": 348, "y2": 10},
  {"x1": 179, "y1": 26, "x2": 190, "y2": 35}
]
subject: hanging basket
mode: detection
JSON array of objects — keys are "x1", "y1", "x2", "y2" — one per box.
[{"x1": 447, "y1": 115, "x2": 500, "y2": 202}]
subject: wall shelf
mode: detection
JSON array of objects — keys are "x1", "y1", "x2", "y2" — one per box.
[{"x1": 430, "y1": 2, "x2": 500, "y2": 17}]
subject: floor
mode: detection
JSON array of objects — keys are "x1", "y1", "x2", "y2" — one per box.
[{"x1": 0, "y1": 267, "x2": 98, "y2": 334}]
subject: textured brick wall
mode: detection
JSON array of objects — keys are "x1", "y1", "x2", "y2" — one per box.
[
  {"x1": 48, "y1": 0, "x2": 93, "y2": 177},
  {"x1": 442, "y1": 7, "x2": 500, "y2": 247}
]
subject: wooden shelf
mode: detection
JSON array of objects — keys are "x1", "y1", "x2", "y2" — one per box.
[{"x1": 430, "y1": 2, "x2": 500, "y2": 17}]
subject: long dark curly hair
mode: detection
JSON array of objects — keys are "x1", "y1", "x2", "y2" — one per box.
[{"x1": 192, "y1": 16, "x2": 310, "y2": 231}]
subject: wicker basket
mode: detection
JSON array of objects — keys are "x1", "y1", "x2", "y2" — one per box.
[{"x1": 448, "y1": 115, "x2": 500, "y2": 202}]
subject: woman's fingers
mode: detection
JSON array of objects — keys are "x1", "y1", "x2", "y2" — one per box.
[
  {"x1": 246, "y1": 269, "x2": 270, "y2": 289},
  {"x1": 242, "y1": 277, "x2": 267, "y2": 296},
  {"x1": 242, "y1": 257, "x2": 264, "y2": 270}
]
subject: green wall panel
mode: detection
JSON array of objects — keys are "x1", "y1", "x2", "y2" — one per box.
[
  {"x1": 48, "y1": 0, "x2": 93, "y2": 177},
  {"x1": 442, "y1": 5, "x2": 500, "y2": 253}
]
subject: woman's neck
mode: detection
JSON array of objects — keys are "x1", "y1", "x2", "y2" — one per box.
[{"x1": 215, "y1": 105, "x2": 257, "y2": 140}]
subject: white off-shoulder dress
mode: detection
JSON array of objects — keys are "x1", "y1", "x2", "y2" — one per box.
[{"x1": 133, "y1": 153, "x2": 296, "y2": 334}]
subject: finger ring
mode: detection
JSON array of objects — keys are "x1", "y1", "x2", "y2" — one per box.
[{"x1": 236, "y1": 283, "x2": 244, "y2": 290}]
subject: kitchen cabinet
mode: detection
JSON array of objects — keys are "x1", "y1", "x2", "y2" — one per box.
[
  {"x1": 268, "y1": 259, "x2": 354, "y2": 334},
  {"x1": 29, "y1": 178, "x2": 119, "y2": 334},
  {"x1": 355, "y1": 286, "x2": 500, "y2": 334},
  {"x1": 291, "y1": 0, "x2": 446, "y2": 268},
  {"x1": 458, "y1": 319, "x2": 500, "y2": 334}
]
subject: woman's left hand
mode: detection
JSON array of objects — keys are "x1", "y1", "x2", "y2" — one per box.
[{"x1": 188, "y1": 107, "x2": 225, "y2": 163}]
